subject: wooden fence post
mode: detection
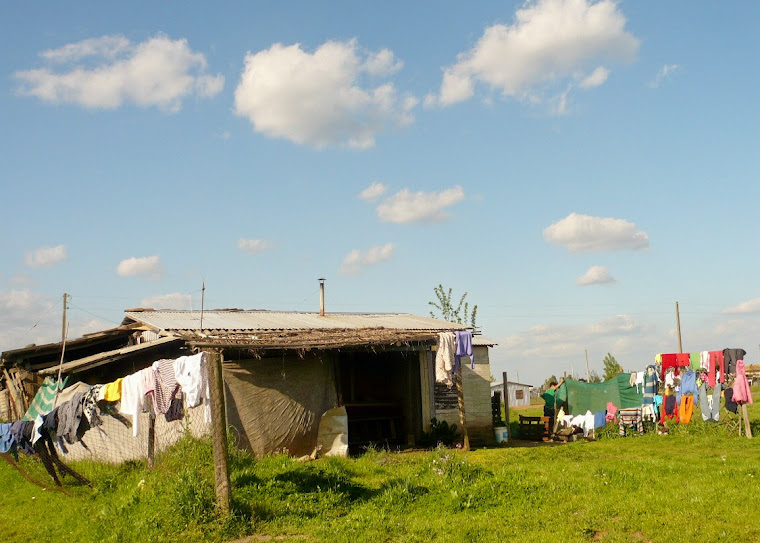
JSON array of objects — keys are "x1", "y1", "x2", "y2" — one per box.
[{"x1": 206, "y1": 349, "x2": 231, "y2": 513}]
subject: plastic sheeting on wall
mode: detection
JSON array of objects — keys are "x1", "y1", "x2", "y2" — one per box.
[{"x1": 223, "y1": 354, "x2": 338, "y2": 457}]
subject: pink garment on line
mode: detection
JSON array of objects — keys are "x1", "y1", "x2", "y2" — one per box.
[
  {"x1": 732, "y1": 360, "x2": 754, "y2": 405},
  {"x1": 605, "y1": 402, "x2": 618, "y2": 423}
]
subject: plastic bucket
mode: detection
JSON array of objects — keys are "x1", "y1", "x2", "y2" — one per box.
[{"x1": 494, "y1": 426, "x2": 508, "y2": 443}]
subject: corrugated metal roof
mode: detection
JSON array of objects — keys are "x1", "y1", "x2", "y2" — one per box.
[
  {"x1": 124, "y1": 310, "x2": 469, "y2": 333},
  {"x1": 38, "y1": 336, "x2": 183, "y2": 376}
]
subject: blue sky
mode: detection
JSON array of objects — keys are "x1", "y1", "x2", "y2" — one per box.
[{"x1": 2, "y1": 1, "x2": 759, "y2": 386}]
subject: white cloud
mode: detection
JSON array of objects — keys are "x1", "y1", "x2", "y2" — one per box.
[
  {"x1": 15, "y1": 34, "x2": 224, "y2": 111},
  {"x1": 376, "y1": 186, "x2": 465, "y2": 224},
  {"x1": 723, "y1": 297, "x2": 760, "y2": 315},
  {"x1": 141, "y1": 293, "x2": 192, "y2": 310},
  {"x1": 428, "y1": 0, "x2": 638, "y2": 108},
  {"x1": 8, "y1": 274, "x2": 35, "y2": 287},
  {"x1": 543, "y1": 212, "x2": 649, "y2": 253},
  {"x1": 578, "y1": 66, "x2": 609, "y2": 89},
  {"x1": 237, "y1": 238, "x2": 274, "y2": 254},
  {"x1": 0, "y1": 289, "x2": 56, "y2": 353},
  {"x1": 359, "y1": 182, "x2": 388, "y2": 202},
  {"x1": 576, "y1": 265, "x2": 617, "y2": 286},
  {"x1": 234, "y1": 39, "x2": 417, "y2": 149},
  {"x1": 339, "y1": 243, "x2": 395, "y2": 275},
  {"x1": 25, "y1": 245, "x2": 67, "y2": 268},
  {"x1": 117, "y1": 255, "x2": 162, "y2": 279},
  {"x1": 649, "y1": 63, "x2": 680, "y2": 88}
]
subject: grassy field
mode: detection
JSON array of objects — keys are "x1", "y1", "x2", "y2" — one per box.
[{"x1": 1, "y1": 391, "x2": 759, "y2": 542}]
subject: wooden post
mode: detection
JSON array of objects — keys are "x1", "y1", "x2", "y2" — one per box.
[
  {"x1": 502, "y1": 371, "x2": 509, "y2": 440},
  {"x1": 675, "y1": 301, "x2": 683, "y2": 353},
  {"x1": 206, "y1": 350, "x2": 231, "y2": 513},
  {"x1": 146, "y1": 396, "x2": 156, "y2": 469},
  {"x1": 455, "y1": 363, "x2": 470, "y2": 451},
  {"x1": 742, "y1": 404, "x2": 752, "y2": 439}
]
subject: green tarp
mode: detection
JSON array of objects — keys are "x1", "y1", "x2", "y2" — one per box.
[{"x1": 555, "y1": 374, "x2": 642, "y2": 415}]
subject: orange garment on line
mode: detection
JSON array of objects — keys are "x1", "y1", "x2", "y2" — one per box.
[{"x1": 679, "y1": 395, "x2": 694, "y2": 424}]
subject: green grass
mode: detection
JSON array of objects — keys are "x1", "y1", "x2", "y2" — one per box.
[{"x1": 2, "y1": 392, "x2": 760, "y2": 542}]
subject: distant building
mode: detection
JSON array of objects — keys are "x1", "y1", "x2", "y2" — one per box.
[{"x1": 490, "y1": 380, "x2": 532, "y2": 407}]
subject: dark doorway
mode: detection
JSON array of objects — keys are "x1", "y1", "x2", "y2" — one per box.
[{"x1": 336, "y1": 350, "x2": 422, "y2": 451}]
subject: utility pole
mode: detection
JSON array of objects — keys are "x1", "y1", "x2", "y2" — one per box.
[
  {"x1": 55, "y1": 293, "x2": 69, "y2": 392},
  {"x1": 200, "y1": 281, "x2": 206, "y2": 331},
  {"x1": 675, "y1": 301, "x2": 683, "y2": 353},
  {"x1": 585, "y1": 349, "x2": 590, "y2": 381}
]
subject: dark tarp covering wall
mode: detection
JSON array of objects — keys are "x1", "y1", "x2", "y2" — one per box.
[
  {"x1": 556, "y1": 374, "x2": 643, "y2": 415},
  {"x1": 223, "y1": 354, "x2": 338, "y2": 457}
]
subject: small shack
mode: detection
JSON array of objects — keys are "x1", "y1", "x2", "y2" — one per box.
[
  {"x1": 490, "y1": 380, "x2": 532, "y2": 407},
  {"x1": 1, "y1": 307, "x2": 496, "y2": 459}
]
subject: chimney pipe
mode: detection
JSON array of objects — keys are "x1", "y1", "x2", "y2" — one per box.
[{"x1": 318, "y1": 278, "x2": 326, "y2": 316}]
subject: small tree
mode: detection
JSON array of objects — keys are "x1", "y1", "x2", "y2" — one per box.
[
  {"x1": 602, "y1": 353, "x2": 623, "y2": 381},
  {"x1": 588, "y1": 370, "x2": 602, "y2": 383},
  {"x1": 429, "y1": 284, "x2": 478, "y2": 328},
  {"x1": 543, "y1": 375, "x2": 559, "y2": 391}
]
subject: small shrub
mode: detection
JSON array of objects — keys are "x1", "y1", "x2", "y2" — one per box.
[{"x1": 419, "y1": 418, "x2": 460, "y2": 448}]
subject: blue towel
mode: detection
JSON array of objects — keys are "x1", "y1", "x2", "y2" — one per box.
[
  {"x1": 593, "y1": 411, "x2": 607, "y2": 429},
  {"x1": 681, "y1": 370, "x2": 697, "y2": 396}
]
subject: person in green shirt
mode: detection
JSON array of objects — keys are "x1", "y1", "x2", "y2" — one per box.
[{"x1": 541, "y1": 378, "x2": 565, "y2": 429}]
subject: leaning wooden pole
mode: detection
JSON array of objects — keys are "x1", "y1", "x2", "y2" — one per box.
[
  {"x1": 455, "y1": 363, "x2": 470, "y2": 451},
  {"x1": 206, "y1": 350, "x2": 231, "y2": 513}
]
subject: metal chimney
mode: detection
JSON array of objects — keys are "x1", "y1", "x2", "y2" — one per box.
[{"x1": 318, "y1": 277, "x2": 326, "y2": 316}]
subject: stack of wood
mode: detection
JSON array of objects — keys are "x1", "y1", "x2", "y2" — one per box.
[{"x1": 1, "y1": 367, "x2": 33, "y2": 420}]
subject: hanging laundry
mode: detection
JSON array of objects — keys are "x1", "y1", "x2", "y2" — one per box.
[
  {"x1": 454, "y1": 330, "x2": 474, "y2": 371},
  {"x1": 678, "y1": 395, "x2": 694, "y2": 424},
  {"x1": 119, "y1": 369, "x2": 151, "y2": 437},
  {"x1": 680, "y1": 371, "x2": 697, "y2": 396},
  {"x1": 698, "y1": 382, "x2": 721, "y2": 422},
  {"x1": 56, "y1": 389, "x2": 88, "y2": 445},
  {"x1": 605, "y1": 402, "x2": 618, "y2": 424},
  {"x1": 642, "y1": 404, "x2": 658, "y2": 422},
  {"x1": 675, "y1": 353, "x2": 690, "y2": 369},
  {"x1": 9, "y1": 420, "x2": 35, "y2": 456},
  {"x1": 689, "y1": 353, "x2": 701, "y2": 371},
  {"x1": 723, "y1": 348, "x2": 747, "y2": 376},
  {"x1": 434, "y1": 332, "x2": 456, "y2": 387},
  {"x1": 618, "y1": 407, "x2": 644, "y2": 436},
  {"x1": 732, "y1": 360, "x2": 753, "y2": 404},
  {"x1": 642, "y1": 366, "x2": 658, "y2": 407},
  {"x1": 700, "y1": 351, "x2": 710, "y2": 370},
  {"x1": 660, "y1": 353, "x2": 679, "y2": 379},
  {"x1": 23, "y1": 376, "x2": 68, "y2": 422},
  {"x1": 593, "y1": 411, "x2": 607, "y2": 429},
  {"x1": 661, "y1": 394, "x2": 679, "y2": 424},
  {"x1": 154, "y1": 359, "x2": 180, "y2": 414},
  {"x1": 174, "y1": 352, "x2": 210, "y2": 423},
  {"x1": 0, "y1": 423, "x2": 14, "y2": 454},
  {"x1": 99, "y1": 378, "x2": 123, "y2": 402},
  {"x1": 724, "y1": 388, "x2": 739, "y2": 414},
  {"x1": 706, "y1": 351, "x2": 725, "y2": 387}
]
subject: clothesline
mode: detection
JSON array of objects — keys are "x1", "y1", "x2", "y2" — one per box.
[{"x1": 0, "y1": 351, "x2": 211, "y2": 471}]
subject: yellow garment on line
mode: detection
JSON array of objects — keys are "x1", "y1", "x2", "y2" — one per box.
[{"x1": 102, "y1": 378, "x2": 123, "y2": 401}]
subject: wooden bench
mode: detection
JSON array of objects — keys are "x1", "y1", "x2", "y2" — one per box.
[{"x1": 518, "y1": 415, "x2": 551, "y2": 441}]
